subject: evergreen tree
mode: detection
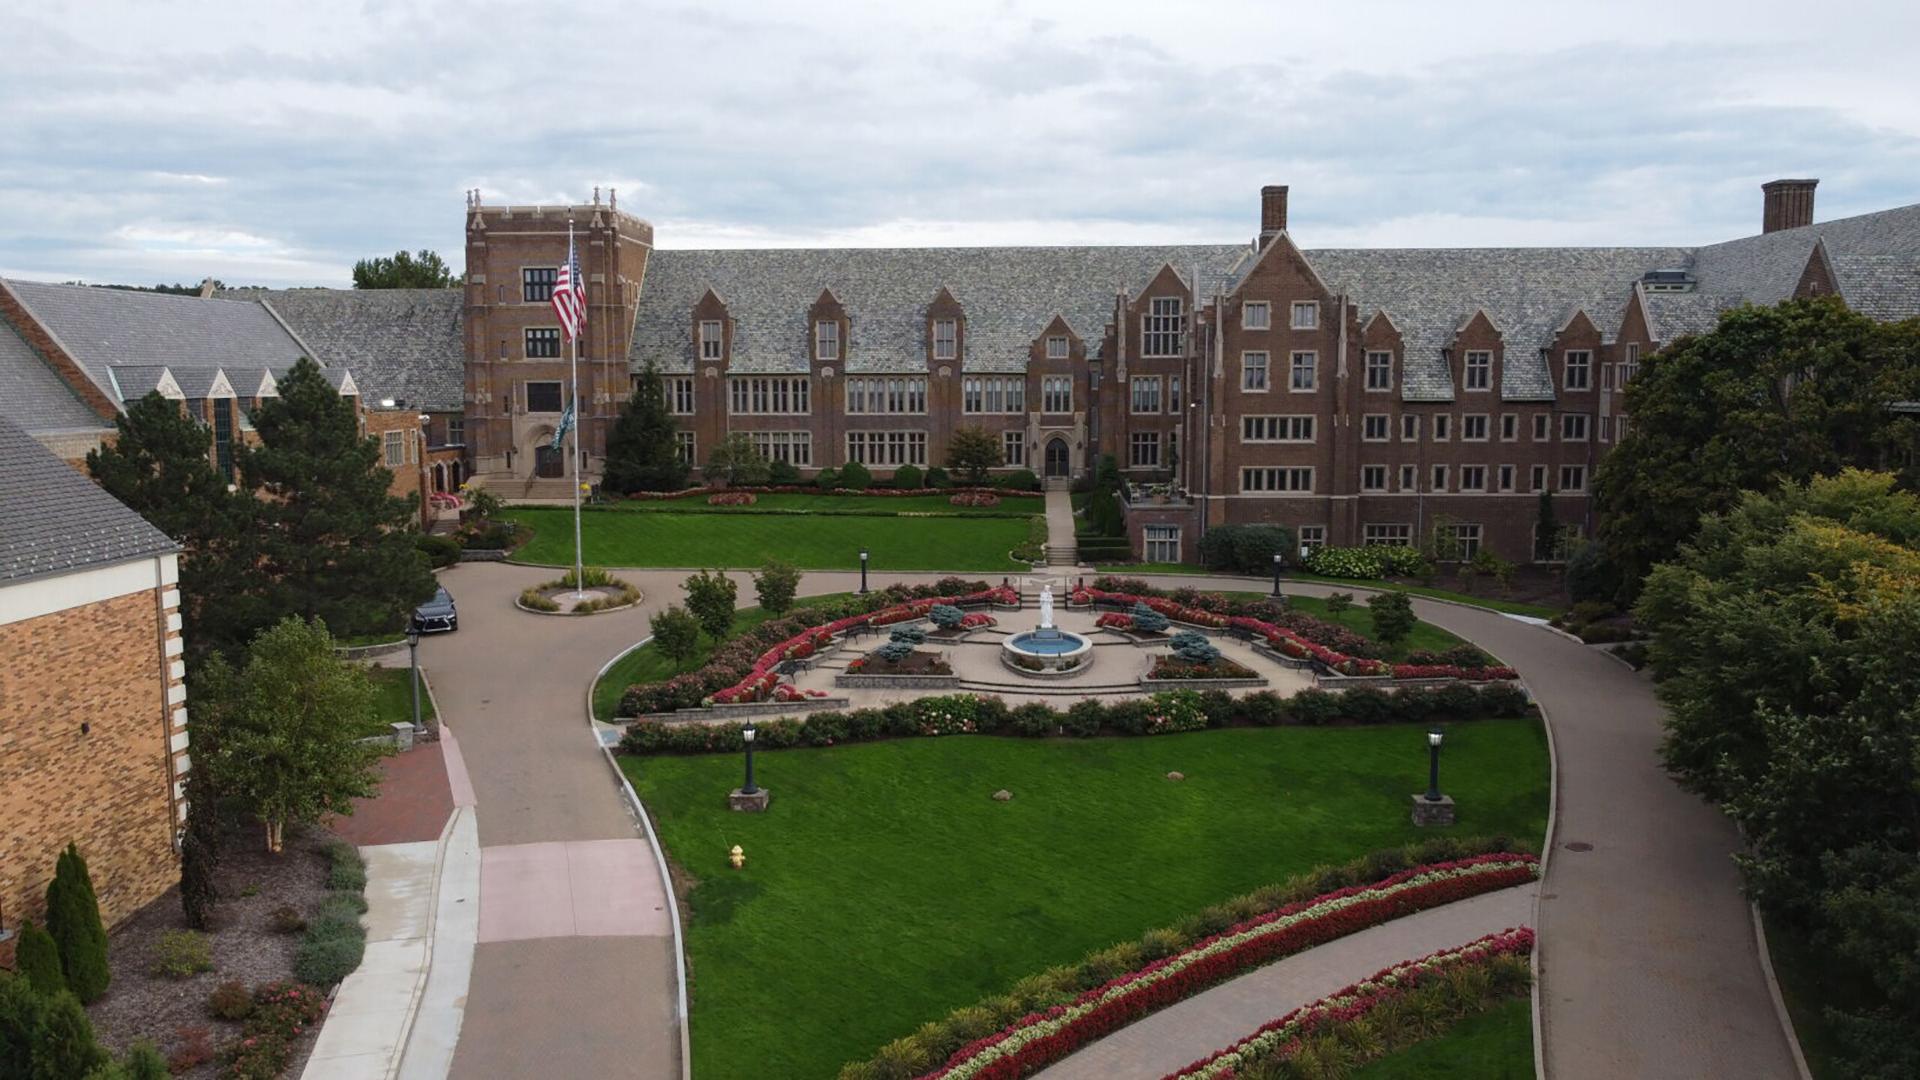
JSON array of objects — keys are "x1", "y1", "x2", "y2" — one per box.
[
  {"x1": 207, "y1": 617, "x2": 387, "y2": 853},
  {"x1": 14, "y1": 920, "x2": 65, "y2": 995},
  {"x1": 603, "y1": 361, "x2": 690, "y2": 493},
  {"x1": 121, "y1": 1042, "x2": 171, "y2": 1080},
  {"x1": 44, "y1": 844, "x2": 110, "y2": 1003},
  {"x1": 1534, "y1": 487, "x2": 1560, "y2": 562},
  {"x1": 87, "y1": 391, "x2": 252, "y2": 659},
  {"x1": 27, "y1": 988, "x2": 109, "y2": 1078},
  {"x1": 238, "y1": 358, "x2": 437, "y2": 640},
  {"x1": 180, "y1": 654, "x2": 235, "y2": 926}
]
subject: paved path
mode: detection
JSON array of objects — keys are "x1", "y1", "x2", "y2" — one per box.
[
  {"x1": 1036, "y1": 884, "x2": 1537, "y2": 1080},
  {"x1": 421, "y1": 563, "x2": 1797, "y2": 1080},
  {"x1": 1043, "y1": 487, "x2": 1078, "y2": 564}
]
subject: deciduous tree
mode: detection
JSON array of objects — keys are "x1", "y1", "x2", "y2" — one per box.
[
  {"x1": 650, "y1": 606, "x2": 701, "y2": 664},
  {"x1": 703, "y1": 433, "x2": 770, "y2": 487},
  {"x1": 1367, "y1": 591, "x2": 1416, "y2": 648},
  {"x1": 683, "y1": 570, "x2": 738, "y2": 641},
  {"x1": 946, "y1": 425, "x2": 1003, "y2": 484},
  {"x1": 753, "y1": 560, "x2": 801, "y2": 615},
  {"x1": 351, "y1": 249, "x2": 458, "y2": 289}
]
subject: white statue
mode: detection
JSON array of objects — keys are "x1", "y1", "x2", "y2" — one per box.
[{"x1": 1039, "y1": 585, "x2": 1055, "y2": 630}]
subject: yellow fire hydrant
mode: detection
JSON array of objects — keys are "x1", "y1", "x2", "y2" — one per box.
[{"x1": 728, "y1": 845, "x2": 745, "y2": 869}]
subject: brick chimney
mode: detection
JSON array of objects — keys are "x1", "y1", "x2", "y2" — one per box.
[
  {"x1": 1259, "y1": 185, "x2": 1289, "y2": 246},
  {"x1": 1762, "y1": 178, "x2": 1817, "y2": 233}
]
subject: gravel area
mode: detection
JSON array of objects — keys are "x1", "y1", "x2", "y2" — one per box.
[{"x1": 87, "y1": 820, "x2": 341, "y2": 1077}]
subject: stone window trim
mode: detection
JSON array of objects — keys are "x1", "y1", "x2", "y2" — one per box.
[
  {"x1": 1562, "y1": 413, "x2": 1590, "y2": 442},
  {"x1": 1242, "y1": 301, "x2": 1271, "y2": 331},
  {"x1": 524, "y1": 327, "x2": 562, "y2": 359},
  {"x1": 1361, "y1": 414, "x2": 1391, "y2": 442},
  {"x1": 1401, "y1": 414, "x2": 1418, "y2": 442},
  {"x1": 524, "y1": 380, "x2": 564, "y2": 414},
  {"x1": 699, "y1": 319, "x2": 724, "y2": 361},
  {"x1": 1129, "y1": 430, "x2": 1161, "y2": 468},
  {"x1": 1289, "y1": 351, "x2": 1317, "y2": 392},
  {"x1": 1298, "y1": 525, "x2": 1327, "y2": 550},
  {"x1": 1241, "y1": 351, "x2": 1270, "y2": 392},
  {"x1": 1144, "y1": 524, "x2": 1181, "y2": 563},
  {"x1": 1462, "y1": 414, "x2": 1489, "y2": 442},
  {"x1": 1559, "y1": 464, "x2": 1588, "y2": 492},
  {"x1": 1500, "y1": 413, "x2": 1518, "y2": 441},
  {"x1": 1003, "y1": 430, "x2": 1026, "y2": 466},
  {"x1": 932, "y1": 318, "x2": 959, "y2": 361},
  {"x1": 1462, "y1": 350, "x2": 1493, "y2": 392},
  {"x1": 1399, "y1": 464, "x2": 1417, "y2": 492},
  {"x1": 1365, "y1": 351, "x2": 1394, "y2": 392},
  {"x1": 1564, "y1": 349, "x2": 1592, "y2": 391},
  {"x1": 1459, "y1": 464, "x2": 1487, "y2": 492},
  {"x1": 521, "y1": 266, "x2": 557, "y2": 303},
  {"x1": 1291, "y1": 301, "x2": 1319, "y2": 330},
  {"x1": 731, "y1": 375, "x2": 814, "y2": 416},
  {"x1": 1498, "y1": 464, "x2": 1516, "y2": 492},
  {"x1": 1130, "y1": 375, "x2": 1163, "y2": 415},
  {"x1": 1361, "y1": 464, "x2": 1389, "y2": 492},
  {"x1": 1430, "y1": 463, "x2": 1449, "y2": 492},
  {"x1": 1045, "y1": 335, "x2": 1070, "y2": 360},
  {"x1": 1532, "y1": 413, "x2": 1550, "y2": 441},
  {"x1": 1142, "y1": 296, "x2": 1184, "y2": 358},
  {"x1": 815, "y1": 319, "x2": 841, "y2": 362},
  {"x1": 1363, "y1": 523, "x2": 1414, "y2": 547},
  {"x1": 1433, "y1": 414, "x2": 1451, "y2": 442},
  {"x1": 1530, "y1": 464, "x2": 1548, "y2": 492},
  {"x1": 1240, "y1": 466, "x2": 1314, "y2": 493},
  {"x1": 1241, "y1": 415, "x2": 1315, "y2": 443}
]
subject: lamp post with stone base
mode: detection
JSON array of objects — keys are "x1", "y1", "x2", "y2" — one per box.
[
  {"x1": 1411, "y1": 726, "x2": 1454, "y2": 825},
  {"x1": 729, "y1": 720, "x2": 769, "y2": 811},
  {"x1": 859, "y1": 547, "x2": 870, "y2": 594},
  {"x1": 1271, "y1": 552, "x2": 1283, "y2": 598}
]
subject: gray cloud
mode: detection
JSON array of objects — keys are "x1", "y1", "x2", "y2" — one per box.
[{"x1": 1, "y1": 1, "x2": 1916, "y2": 286}]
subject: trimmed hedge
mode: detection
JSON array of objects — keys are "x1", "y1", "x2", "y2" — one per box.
[
  {"x1": 620, "y1": 682, "x2": 1531, "y2": 756},
  {"x1": 296, "y1": 843, "x2": 369, "y2": 987},
  {"x1": 834, "y1": 837, "x2": 1529, "y2": 1080}
]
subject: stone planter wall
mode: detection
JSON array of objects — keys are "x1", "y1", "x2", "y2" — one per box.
[
  {"x1": 833, "y1": 673, "x2": 962, "y2": 689},
  {"x1": 634, "y1": 696, "x2": 853, "y2": 724},
  {"x1": 458, "y1": 548, "x2": 512, "y2": 562},
  {"x1": 334, "y1": 640, "x2": 406, "y2": 661},
  {"x1": 1138, "y1": 676, "x2": 1268, "y2": 690}
]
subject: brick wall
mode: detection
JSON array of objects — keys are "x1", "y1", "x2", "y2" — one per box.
[{"x1": 0, "y1": 580, "x2": 182, "y2": 936}]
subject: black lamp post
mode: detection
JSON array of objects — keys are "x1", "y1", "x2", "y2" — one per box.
[
  {"x1": 406, "y1": 624, "x2": 423, "y2": 731},
  {"x1": 1424, "y1": 727, "x2": 1444, "y2": 802},
  {"x1": 858, "y1": 547, "x2": 870, "y2": 595},
  {"x1": 741, "y1": 721, "x2": 759, "y2": 796},
  {"x1": 1271, "y1": 552, "x2": 1283, "y2": 597}
]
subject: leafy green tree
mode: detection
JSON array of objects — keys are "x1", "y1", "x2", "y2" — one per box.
[
  {"x1": 87, "y1": 391, "x2": 253, "y2": 658},
  {"x1": 650, "y1": 606, "x2": 702, "y2": 664},
  {"x1": 703, "y1": 433, "x2": 771, "y2": 487},
  {"x1": 238, "y1": 358, "x2": 437, "y2": 640},
  {"x1": 205, "y1": 617, "x2": 387, "y2": 852},
  {"x1": 946, "y1": 425, "x2": 1003, "y2": 484},
  {"x1": 753, "y1": 560, "x2": 801, "y2": 615},
  {"x1": 44, "y1": 844, "x2": 109, "y2": 1003},
  {"x1": 1367, "y1": 591, "x2": 1417, "y2": 648},
  {"x1": 351, "y1": 249, "x2": 458, "y2": 289},
  {"x1": 1597, "y1": 298, "x2": 1920, "y2": 598},
  {"x1": 602, "y1": 361, "x2": 690, "y2": 494},
  {"x1": 683, "y1": 570, "x2": 738, "y2": 641},
  {"x1": 14, "y1": 920, "x2": 64, "y2": 995}
]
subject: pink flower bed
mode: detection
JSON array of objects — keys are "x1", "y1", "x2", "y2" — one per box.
[
  {"x1": 950, "y1": 491, "x2": 1002, "y2": 507},
  {"x1": 707, "y1": 491, "x2": 757, "y2": 506},
  {"x1": 710, "y1": 586, "x2": 1019, "y2": 704},
  {"x1": 1161, "y1": 928, "x2": 1537, "y2": 1079},
  {"x1": 920, "y1": 854, "x2": 1540, "y2": 1080},
  {"x1": 1070, "y1": 588, "x2": 1515, "y2": 682},
  {"x1": 959, "y1": 612, "x2": 997, "y2": 630}
]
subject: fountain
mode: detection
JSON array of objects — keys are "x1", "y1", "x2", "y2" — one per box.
[{"x1": 1001, "y1": 585, "x2": 1094, "y2": 676}]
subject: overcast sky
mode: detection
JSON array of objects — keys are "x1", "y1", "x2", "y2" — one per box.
[{"x1": 4, "y1": 0, "x2": 1918, "y2": 287}]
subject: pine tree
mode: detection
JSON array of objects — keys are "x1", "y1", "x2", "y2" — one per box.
[
  {"x1": 87, "y1": 391, "x2": 252, "y2": 659},
  {"x1": 44, "y1": 844, "x2": 110, "y2": 1003},
  {"x1": 14, "y1": 920, "x2": 65, "y2": 996},
  {"x1": 1535, "y1": 487, "x2": 1560, "y2": 562},
  {"x1": 239, "y1": 358, "x2": 437, "y2": 640},
  {"x1": 603, "y1": 361, "x2": 690, "y2": 494}
]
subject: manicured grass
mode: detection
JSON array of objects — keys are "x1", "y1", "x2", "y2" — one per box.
[
  {"x1": 1763, "y1": 911, "x2": 1871, "y2": 1079},
  {"x1": 624, "y1": 721, "x2": 1550, "y2": 1078},
  {"x1": 606, "y1": 492, "x2": 1037, "y2": 515},
  {"x1": 1350, "y1": 996, "x2": 1535, "y2": 1080},
  {"x1": 1284, "y1": 594, "x2": 1479, "y2": 663},
  {"x1": 1105, "y1": 565, "x2": 1564, "y2": 617},
  {"x1": 364, "y1": 666, "x2": 434, "y2": 733},
  {"x1": 504, "y1": 506, "x2": 1031, "y2": 571},
  {"x1": 590, "y1": 593, "x2": 855, "y2": 721}
]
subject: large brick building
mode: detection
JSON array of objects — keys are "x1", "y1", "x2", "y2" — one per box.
[
  {"x1": 0, "y1": 414, "x2": 186, "y2": 943},
  {"x1": 455, "y1": 178, "x2": 1920, "y2": 562}
]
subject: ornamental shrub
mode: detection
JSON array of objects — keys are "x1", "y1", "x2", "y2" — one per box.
[
  {"x1": 414, "y1": 533, "x2": 461, "y2": 569},
  {"x1": 293, "y1": 922, "x2": 365, "y2": 987},
  {"x1": 1289, "y1": 689, "x2": 1343, "y2": 725},
  {"x1": 813, "y1": 467, "x2": 841, "y2": 489},
  {"x1": 1367, "y1": 591, "x2": 1417, "y2": 647},
  {"x1": 1326, "y1": 592, "x2": 1354, "y2": 615},
  {"x1": 325, "y1": 840, "x2": 367, "y2": 891},
  {"x1": 150, "y1": 930, "x2": 213, "y2": 979},
  {"x1": 928, "y1": 604, "x2": 965, "y2": 629},
  {"x1": 997, "y1": 468, "x2": 1041, "y2": 492},
  {"x1": 875, "y1": 641, "x2": 914, "y2": 663},
  {"x1": 889, "y1": 626, "x2": 927, "y2": 646},
  {"x1": 891, "y1": 464, "x2": 923, "y2": 489},
  {"x1": 122, "y1": 1041, "x2": 171, "y2": 1080},
  {"x1": 207, "y1": 979, "x2": 255, "y2": 1021},
  {"x1": 924, "y1": 466, "x2": 951, "y2": 488},
  {"x1": 1062, "y1": 699, "x2": 1106, "y2": 737},
  {"x1": 45, "y1": 843, "x2": 110, "y2": 1003},
  {"x1": 840, "y1": 460, "x2": 874, "y2": 489},
  {"x1": 767, "y1": 459, "x2": 800, "y2": 485},
  {"x1": 650, "y1": 606, "x2": 702, "y2": 664},
  {"x1": 1130, "y1": 602, "x2": 1170, "y2": 634},
  {"x1": 15, "y1": 920, "x2": 64, "y2": 995},
  {"x1": 1009, "y1": 703, "x2": 1057, "y2": 737}
]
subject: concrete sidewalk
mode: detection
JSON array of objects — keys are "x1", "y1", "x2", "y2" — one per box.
[{"x1": 1034, "y1": 885, "x2": 1536, "y2": 1080}]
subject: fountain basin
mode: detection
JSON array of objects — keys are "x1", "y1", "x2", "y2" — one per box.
[{"x1": 1001, "y1": 628, "x2": 1094, "y2": 676}]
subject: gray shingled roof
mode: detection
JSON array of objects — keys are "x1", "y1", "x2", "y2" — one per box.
[
  {"x1": 0, "y1": 414, "x2": 176, "y2": 584},
  {"x1": 0, "y1": 319, "x2": 107, "y2": 434},
  {"x1": 628, "y1": 246, "x2": 1251, "y2": 374},
  {"x1": 1305, "y1": 246, "x2": 1689, "y2": 400},
  {"x1": 3, "y1": 280, "x2": 311, "y2": 406},
  {"x1": 1688, "y1": 203, "x2": 1920, "y2": 311},
  {"x1": 249, "y1": 288, "x2": 464, "y2": 410}
]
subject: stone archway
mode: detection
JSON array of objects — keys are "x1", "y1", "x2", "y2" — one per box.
[
  {"x1": 527, "y1": 427, "x2": 563, "y2": 479},
  {"x1": 1043, "y1": 436, "x2": 1071, "y2": 478}
]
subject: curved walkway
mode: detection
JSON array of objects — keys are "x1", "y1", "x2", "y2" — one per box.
[
  {"x1": 1035, "y1": 883, "x2": 1536, "y2": 1079},
  {"x1": 424, "y1": 563, "x2": 1797, "y2": 1080}
]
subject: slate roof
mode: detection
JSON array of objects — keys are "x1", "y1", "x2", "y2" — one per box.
[
  {"x1": 3, "y1": 280, "x2": 310, "y2": 406},
  {"x1": 0, "y1": 318, "x2": 106, "y2": 434},
  {"x1": 249, "y1": 288, "x2": 464, "y2": 410},
  {"x1": 628, "y1": 246, "x2": 1251, "y2": 374},
  {"x1": 0, "y1": 413, "x2": 176, "y2": 584}
]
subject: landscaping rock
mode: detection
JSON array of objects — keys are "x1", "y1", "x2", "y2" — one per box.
[
  {"x1": 1166, "y1": 771, "x2": 1185, "y2": 781},
  {"x1": 992, "y1": 789, "x2": 1013, "y2": 802}
]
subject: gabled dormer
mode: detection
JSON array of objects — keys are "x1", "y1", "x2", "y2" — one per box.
[
  {"x1": 926, "y1": 285, "x2": 964, "y2": 372},
  {"x1": 808, "y1": 288, "x2": 846, "y2": 370},
  {"x1": 1130, "y1": 264, "x2": 1192, "y2": 361},
  {"x1": 1359, "y1": 310, "x2": 1403, "y2": 395},
  {"x1": 692, "y1": 286, "x2": 731, "y2": 370},
  {"x1": 1448, "y1": 309, "x2": 1503, "y2": 396},
  {"x1": 1030, "y1": 314, "x2": 1083, "y2": 367},
  {"x1": 1549, "y1": 309, "x2": 1603, "y2": 395},
  {"x1": 1794, "y1": 236, "x2": 1840, "y2": 299}
]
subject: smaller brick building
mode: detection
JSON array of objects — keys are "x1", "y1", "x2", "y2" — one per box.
[{"x1": 0, "y1": 414, "x2": 186, "y2": 947}]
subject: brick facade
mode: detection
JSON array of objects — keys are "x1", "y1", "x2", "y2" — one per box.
[{"x1": 0, "y1": 558, "x2": 186, "y2": 941}]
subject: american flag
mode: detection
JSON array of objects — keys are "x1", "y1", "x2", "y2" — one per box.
[{"x1": 551, "y1": 233, "x2": 585, "y2": 341}]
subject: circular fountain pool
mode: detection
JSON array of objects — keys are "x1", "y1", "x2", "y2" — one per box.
[{"x1": 1001, "y1": 627, "x2": 1094, "y2": 675}]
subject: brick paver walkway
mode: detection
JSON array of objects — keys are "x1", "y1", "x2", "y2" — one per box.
[
  {"x1": 1035, "y1": 884, "x2": 1537, "y2": 1080},
  {"x1": 329, "y1": 742, "x2": 454, "y2": 847}
]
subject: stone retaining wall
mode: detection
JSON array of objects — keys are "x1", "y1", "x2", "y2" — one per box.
[
  {"x1": 635, "y1": 696, "x2": 853, "y2": 723},
  {"x1": 834, "y1": 674, "x2": 962, "y2": 689},
  {"x1": 458, "y1": 549, "x2": 511, "y2": 562}
]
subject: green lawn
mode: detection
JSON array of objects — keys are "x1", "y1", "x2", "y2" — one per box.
[
  {"x1": 591, "y1": 593, "x2": 855, "y2": 721},
  {"x1": 1102, "y1": 566, "x2": 1563, "y2": 618},
  {"x1": 504, "y1": 507, "x2": 1031, "y2": 572},
  {"x1": 1351, "y1": 997, "x2": 1534, "y2": 1079},
  {"x1": 364, "y1": 666, "x2": 434, "y2": 734},
  {"x1": 1283, "y1": 594, "x2": 1480, "y2": 663},
  {"x1": 603, "y1": 492, "x2": 1038, "y2": 515},
  {"x1": 624, "y1": 722, "x2": 1550, "y2": 1078}
]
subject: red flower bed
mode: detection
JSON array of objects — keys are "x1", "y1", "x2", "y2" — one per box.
[
  {"x1": 707, "y1": 491, "x2": 757, "y2": 506},
  {"x1": 959, "y1": 612, "x2": 997, "y2": 630},
  {"x1": 1390, "y1": 663, "x2": 1520, "y2": 681},
  {"x1": 1095, "y1": 612, "x2": 1134, "y2": 631},
  {"x1": 922, "y1": 854, "x2": 1539, "y2": 1080},
  {"x1": 710, "y1": 585, "x2": 1020, "y2": 704},
  {"x1": 950, "y1": 491, "x2": 1002, "y2": 507}
]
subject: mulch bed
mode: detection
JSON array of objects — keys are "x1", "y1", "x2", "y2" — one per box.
[
  {"x1": 861, "y1": 651, "x2": 953, "y2": 675},
  {"x1": 88, "y1": 817, "x2": 338, "y2": 1077}
]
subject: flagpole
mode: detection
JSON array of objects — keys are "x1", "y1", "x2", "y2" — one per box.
[{"x1": 568, "y1": 216, "x2": 585, "y2": 600}]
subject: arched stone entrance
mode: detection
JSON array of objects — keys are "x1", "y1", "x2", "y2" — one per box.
[{"x1": 1043, "y1": 437, "x2": 1071, "y2": 478}]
